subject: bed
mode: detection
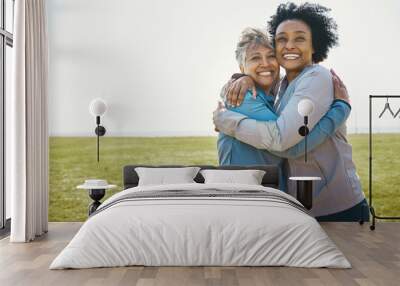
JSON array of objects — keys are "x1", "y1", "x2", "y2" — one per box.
[{"x1": 50, "y1": 165, "x2": 350, "y2": 269}]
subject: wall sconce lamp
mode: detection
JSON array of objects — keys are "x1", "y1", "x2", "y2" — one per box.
[
  {"x1": 289, "y1": 98, "x2": 320, "y2": 211},
  {"x1": 297, "y1": 98, "x2": 314, "y2": 163},
  {"x1": 89, "y1": 98, "x2": 107, "y2": 162}
]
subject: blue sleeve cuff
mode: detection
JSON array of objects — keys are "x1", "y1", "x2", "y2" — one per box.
[{"x1": 333, "y1": 99, "x2": 351, "y2": 110}]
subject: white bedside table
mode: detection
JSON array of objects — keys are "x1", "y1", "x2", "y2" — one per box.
[{"x1": 77, "y1": 179, "x2": 117, "y2": 215}]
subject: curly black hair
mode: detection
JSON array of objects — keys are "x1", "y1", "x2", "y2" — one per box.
[{"x1": 267, "y1": 2, "x2": 339, "y2": 63}]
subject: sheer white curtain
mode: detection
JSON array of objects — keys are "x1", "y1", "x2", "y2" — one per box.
[{"x1": 9, "y1": 0, "x2": 49, "y2": 242}]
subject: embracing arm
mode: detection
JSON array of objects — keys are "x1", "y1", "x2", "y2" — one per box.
[
  {"x1": 214, "y1": 66, "x2": 334, "y2": 151},
  {"x1": 271, "y1": 99, "x2": 351, "y2": 158},
  {"x1": 219, "y1": 74, "x2": 257, "y2": 107}
]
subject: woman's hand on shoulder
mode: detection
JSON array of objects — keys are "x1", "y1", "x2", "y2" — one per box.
[
  {"x1": 331, "y1": 69, "x2": 350, "y2": 104},
  {"x1": 226, "y1": 75, "x2": 256, "y2": 107}
]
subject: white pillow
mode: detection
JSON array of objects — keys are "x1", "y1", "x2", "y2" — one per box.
[
  {"x1": 135, "y1": 167, "x2": 201, "y2": 186},
  {"x1": 200, "y1": 169, "x2": 266, "y2": 185}
]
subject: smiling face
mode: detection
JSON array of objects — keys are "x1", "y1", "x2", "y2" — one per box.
[
  {"x1": 240, "y1": 44, "x2": 279, "y2": 92},
  {"x1": 274, "y1": 19, "x2": 314, "y2": 81}
]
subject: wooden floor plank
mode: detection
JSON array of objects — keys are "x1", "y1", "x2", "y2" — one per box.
[{"x1": 0, "y1": 222, "x2": 399, "y2": 286}]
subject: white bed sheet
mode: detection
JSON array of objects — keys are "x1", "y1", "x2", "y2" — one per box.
[{"x1": 50, "y1": 183, "x2": 350, "y2": 269}]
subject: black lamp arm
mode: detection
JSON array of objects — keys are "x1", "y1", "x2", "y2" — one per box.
[
  {"x1": 94, "y1": 116, "x2": 106, "y2": 162},
  {"x1": 298, "y1": 116, "x2": 310, "y2": 163}
]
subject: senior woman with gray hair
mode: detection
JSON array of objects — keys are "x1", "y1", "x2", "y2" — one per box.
[{"x1": 217, "y1": 27, "x2": 352, "y2": 200}]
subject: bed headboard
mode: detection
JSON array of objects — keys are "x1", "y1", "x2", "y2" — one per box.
[{"x1": 123, "y1": 165, "x2": 280, "y2": 189}]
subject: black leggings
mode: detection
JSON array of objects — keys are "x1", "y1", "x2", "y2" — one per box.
[{"x1": 316, "y1": 199, "x2": 370, "y2": 222}]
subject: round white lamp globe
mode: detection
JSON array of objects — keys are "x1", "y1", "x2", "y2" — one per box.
[
  {"x1": 297, "y1": 98, "x2": 314, "y2": 117},
  {"x1": 89, "y1": 98, "x2": 107, "y2": 117}
]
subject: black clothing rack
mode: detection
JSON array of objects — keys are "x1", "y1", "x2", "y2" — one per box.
[{"x1": 369, "y1": 95, "x2": 400, "y2": 230}]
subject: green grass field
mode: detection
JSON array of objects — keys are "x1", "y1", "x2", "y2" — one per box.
[{"x1": 49, "y1": 135, "x2": 400, "y2": 221}]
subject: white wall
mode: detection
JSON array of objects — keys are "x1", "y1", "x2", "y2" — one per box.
[{"x1": 47, "y1": 0, "x2": 400, "y2": 136}]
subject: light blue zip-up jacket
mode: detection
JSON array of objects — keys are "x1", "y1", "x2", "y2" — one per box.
[
  {"x1": 214, "y1": 65, "x2": 365, "y2": 217},
  {"x1": 218, "y1": 87, "x2": 351, "y2": 191}
]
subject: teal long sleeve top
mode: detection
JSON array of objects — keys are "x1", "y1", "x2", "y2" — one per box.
[{"x1": 217, "y1": 87, "x2": 351, "y2": 190}]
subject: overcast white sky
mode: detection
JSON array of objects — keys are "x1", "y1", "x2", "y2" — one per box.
[{"x1": 47, "y1": 0, "x2": 400, "y2": 136}]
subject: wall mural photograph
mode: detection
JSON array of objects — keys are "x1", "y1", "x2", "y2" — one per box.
[{"x1": 1, "y1": 0, "x2": 400, "y2": 285}]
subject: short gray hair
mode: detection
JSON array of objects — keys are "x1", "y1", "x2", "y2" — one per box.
[{"x1": 235, "y1": 28, "x2": 272, "y2": 66}]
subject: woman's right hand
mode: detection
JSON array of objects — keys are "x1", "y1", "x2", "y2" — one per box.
[
  {"x1": 226, "y1": 75, "x2": 256, "y2": 107},
  {"x1": 331, "y1": 69, "x2": 350, "y2": 104}
]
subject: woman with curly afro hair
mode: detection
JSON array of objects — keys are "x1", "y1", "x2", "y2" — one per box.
[
  {"x1": 214, "y1": 2, "x2": 369, "y2": 222},
  {"x1": 268, "y1": 2, "x2": 338, "y2": 81}
]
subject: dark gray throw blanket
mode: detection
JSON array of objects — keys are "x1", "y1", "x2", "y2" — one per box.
[{"x1": 91, "y1": 189, "x2": 309, "y2": 217}]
